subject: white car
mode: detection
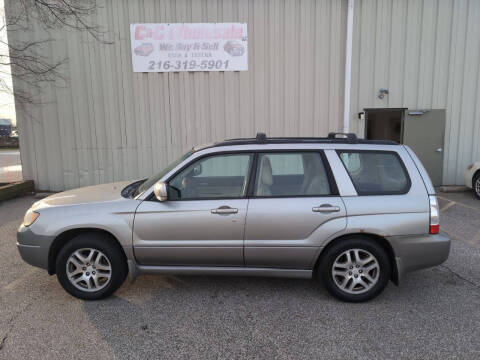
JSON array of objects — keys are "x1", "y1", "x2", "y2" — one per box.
[{"x1": 465, "y1": 162, "x2": 480, "y2": 199}]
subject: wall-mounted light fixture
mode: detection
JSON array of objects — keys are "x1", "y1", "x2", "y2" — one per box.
[{"x1": 378, "y1": 88, "x2": 389, "y2": 99}]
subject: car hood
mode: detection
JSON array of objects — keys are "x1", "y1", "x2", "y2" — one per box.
[{"x1": 33, "y1": 181, "x2": 132, "y2": 209}]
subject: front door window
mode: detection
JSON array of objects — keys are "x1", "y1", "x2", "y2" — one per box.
[{"x1": 168, "y1": 153, "x2": 253, "y2": 200}]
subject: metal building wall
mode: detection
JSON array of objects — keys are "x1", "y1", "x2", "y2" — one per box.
[
  {"x1": 349, "y1": 0, "x2": 480, "y2": 185},
  {"x1": 6, "y1": 0, "x2": 347, "y2": 191}
]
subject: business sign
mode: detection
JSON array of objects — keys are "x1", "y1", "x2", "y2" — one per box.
[{"x1": 130, "y1": 23, "x2": 248, "y2": 72}]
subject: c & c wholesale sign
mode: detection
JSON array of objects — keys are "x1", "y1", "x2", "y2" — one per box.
[{"x1": 130, "y1": 23, "x2": 248, "y2": 72}]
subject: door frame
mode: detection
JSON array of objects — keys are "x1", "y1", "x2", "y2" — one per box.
[
  {"x1": 146, "y1": 150, "x2": 255, "y2": 201},
  {"x1": 363, "y1": 107, "x2": 446, "y2": 186},
  {"x1": 246, "y1": 149, "x2": 340, "y2": 198},
  {"x1": 363, "y1": 108, "x2": 407, "y2": 143}
]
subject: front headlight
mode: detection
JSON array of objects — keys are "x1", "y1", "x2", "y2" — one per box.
[{"x1": 23, "y1": 209, "x2": 40, "y2": 227}]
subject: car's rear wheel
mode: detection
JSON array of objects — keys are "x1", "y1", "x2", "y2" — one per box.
[
  {"x1": 318, "y1": 237, "x2": 391, "y2": 302},
  {"x1": 473, "y1": 172, "x2": 480, "y2": 199},
  {"x1": 56, "y1": 233, "x2": 127, "y2": 300}
]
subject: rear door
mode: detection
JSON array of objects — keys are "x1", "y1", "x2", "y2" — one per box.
[{"x1": 244, "y1": 151, "x2": 347, "y2": 269}]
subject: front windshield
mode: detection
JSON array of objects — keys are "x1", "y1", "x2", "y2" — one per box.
[{"x1": 134, "y1": 150, "x2": 194, "y2": 197}]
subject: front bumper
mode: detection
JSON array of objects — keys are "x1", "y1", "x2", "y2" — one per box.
[
  {"x1": 464, "y1": 168, "x2": 473, "y2": 189},
  {"x1": 17, "y1": 224, "x2": 54, "y2": 270},
  {"x1": 387, "y1": 232, "x2": 451, "y2": 283}
]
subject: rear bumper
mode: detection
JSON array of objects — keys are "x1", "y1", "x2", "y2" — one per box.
[
  {"x1": 387, "y1": 232, "x2": 450, "y2": 282},
  {"x1": 17, "y1": 224, "x2": 53, "y2": 270}
]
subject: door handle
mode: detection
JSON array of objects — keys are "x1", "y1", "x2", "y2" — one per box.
[
  {"x1": 312, "y1": 204, "x2": 340, "y2": 213},
  {"x1": 436, "y1": 148, "x2": 443, "y2": 153},
  {"x1": 211, "y1": 206, "x2": 238, "y2": 214}
]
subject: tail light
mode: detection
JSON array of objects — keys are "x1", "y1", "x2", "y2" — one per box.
[{"x1": 429, "y1": 195, "x2": 440, "y2": 234}]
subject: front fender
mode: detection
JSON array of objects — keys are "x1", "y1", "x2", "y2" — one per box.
[{"x1": 29, "y1": 199, "x2": 142, "y2": 272}]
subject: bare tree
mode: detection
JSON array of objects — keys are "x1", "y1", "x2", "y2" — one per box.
[{"x1": 0, "y1": 0, "x2": 110, "y2": 107}]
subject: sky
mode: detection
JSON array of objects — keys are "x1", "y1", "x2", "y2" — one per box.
[{"x1": 0, "y1": 0, "x2": 16, "y2": 126}]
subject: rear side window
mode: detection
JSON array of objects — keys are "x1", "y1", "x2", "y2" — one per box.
[
  {"x1": 338, "y1": 151, "x2": 410, "y2": 195},
  {"x1": 254, "y1": 152, "x2": 332, "y2": 197}
]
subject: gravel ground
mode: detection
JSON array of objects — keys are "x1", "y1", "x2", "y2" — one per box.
[{"x1": 1, "y1": 192, "x2": 479, "y2": 360}]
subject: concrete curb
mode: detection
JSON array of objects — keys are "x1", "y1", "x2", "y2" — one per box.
[
  {"x1": 437, "y1": 186, "x2": 470, "y2": 193},
  {"x1": 34, "y1": 192, "x2": 55, "y2": 199},
  {"x1": 0, "y1": 180, "x2": 34, "y2": 202}
]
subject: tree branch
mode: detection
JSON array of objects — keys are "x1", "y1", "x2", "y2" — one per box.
[{"x1": 1, "y1": 0, "x2": 113, "y2": 108}]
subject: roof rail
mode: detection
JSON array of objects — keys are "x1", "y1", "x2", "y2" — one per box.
[
  {"x1": 256, "y1": 132, "x2": 267, "y2": 143},
  {"x1": 327, "y1": 132, "x2": 358, "y2": 142},
  {"x1": 209, "y1": 132, "x2": 398, "y2": 148}
]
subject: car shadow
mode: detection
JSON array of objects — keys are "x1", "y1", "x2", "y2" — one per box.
[{"x1": 82, "y1": 275, "x2": 332, "y2": 358}]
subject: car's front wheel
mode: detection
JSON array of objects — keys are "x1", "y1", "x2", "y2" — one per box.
[
  {"x1": 56, "y1": 233, "x2": 128, "y2": 300},
  {"x1": 318, "y1": 237, "x2": 391, "y2": 302},
  {"x1": 473, "y1": 172, "x2": 480, "y2": 199}
]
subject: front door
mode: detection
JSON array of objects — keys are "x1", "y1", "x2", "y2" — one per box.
[
  {"x1": 133, "y1": 153, "x2": 253, "y2": 266},
  {"x1": 403, "y1": 109, "x2": 445, "y2": 186},
  {"x1": 244, "y1": 152, "x2": 347, "y2": 269}
]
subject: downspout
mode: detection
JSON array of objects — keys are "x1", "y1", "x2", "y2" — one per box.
[{"x1": 343, "y1": 0, "x2": 354, "y2": 133}]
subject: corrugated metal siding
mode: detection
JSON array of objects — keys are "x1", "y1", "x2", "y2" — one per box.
[
  {"x1": 350, "y1": 0, "x2": 480, "y2": 185},
  {"x1": 6, "y1": 0, "x2": 347, "y2": 191}
]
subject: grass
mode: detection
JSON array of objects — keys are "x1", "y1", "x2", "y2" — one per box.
[{"x1": 0, "y1": 147, "x2": 19, "y2": 151}]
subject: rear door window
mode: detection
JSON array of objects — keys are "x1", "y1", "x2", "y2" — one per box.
[
  {"x1": 338, "y1": 151, "x2": 410, "y2": 195},
  {"x1": 253, "y1": 152, "x2": 332, "y2": 196}
]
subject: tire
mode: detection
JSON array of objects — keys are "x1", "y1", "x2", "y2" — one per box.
[
  {"x1": 473, "y1": 172, "x2": 480, "y2": 199},
  {"x1": 56, "y1": 233, "x2": 128, "y2": 300},
  {"x1": 318, "y1": 236, "x2": 391, "y2": 302}
]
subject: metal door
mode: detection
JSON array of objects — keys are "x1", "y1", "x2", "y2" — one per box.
[
  {"x1": 403, "y1": 110, "x2": 445, "y2": 186},
  {"x1": 133, "y1": 152, "x2": 254, "y2": 266},
  {"x1": 244, "y1": 197, "x2": 347, "y2": 269},
  {"x1": 244, "y1": 151, "x2": 347, "y2": 269},
  {"x1": 133, "y1": 199, "x2": 247, "y2": 266}
]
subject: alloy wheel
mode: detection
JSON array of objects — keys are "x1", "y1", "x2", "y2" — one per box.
[
  {"x1": 331, "y1": 248, "x2": 380, "y2": 294},
  {"x1": 66, "y1": 248, "x2": 112, "y2": 292}
]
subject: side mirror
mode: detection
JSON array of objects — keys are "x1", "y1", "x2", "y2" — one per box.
[{"x1": 153, "y1": 181, "x2": 168, "y2": 201}]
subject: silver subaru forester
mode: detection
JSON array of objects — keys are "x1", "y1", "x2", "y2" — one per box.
[{"x1": 17, "y1": 133, "x2": 450, "y2": 302}]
